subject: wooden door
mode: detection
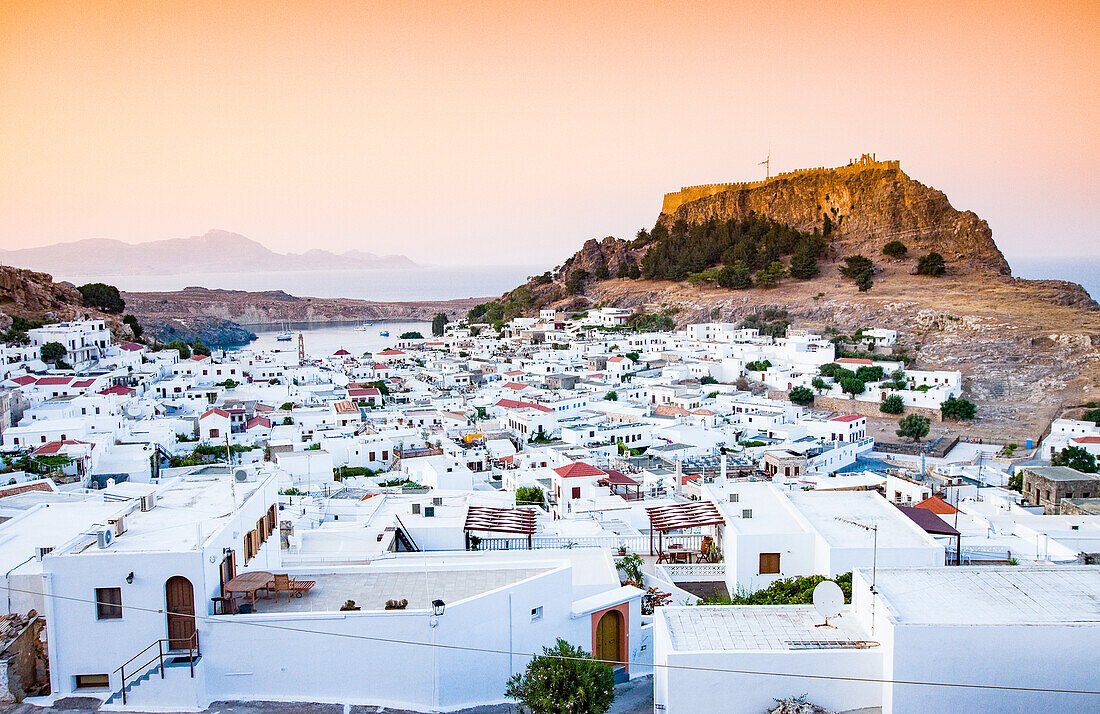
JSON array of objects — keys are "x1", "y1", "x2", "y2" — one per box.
[
  {"x1": 594, "y1": 610, "x2": 621, "y2": 665},
  {"x1": 165, "y1": 576, "x2": 196, "y2": 650},
  {"x1": 219, "y1": 552, "x2": 236, "y2": 595}
]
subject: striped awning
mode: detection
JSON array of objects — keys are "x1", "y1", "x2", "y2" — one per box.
[
  {"x1": 463, "y1": 506, "x2": 537, "y2": 535},
  {"x1": 646, "y1": 501, "x2": 724, "y2": 532}
]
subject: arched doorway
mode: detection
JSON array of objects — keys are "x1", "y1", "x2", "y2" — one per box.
[
  {"x1": 594, "y1": 610, "x2": 622, "y2": 665},
  {"x1": 165, "y1": 576, "x2": 196, "y2": 650}
]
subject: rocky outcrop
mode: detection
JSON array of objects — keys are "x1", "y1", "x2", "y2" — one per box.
[
  {"x1": 658, "y1": 159, "x2": 1011, "y2": 275},
  {"x1": 143, "y1": 317, "x2": 257, "y2": 348},
  {"x1": 0, "y1": 265, "x2": 133, "y2": 339}
]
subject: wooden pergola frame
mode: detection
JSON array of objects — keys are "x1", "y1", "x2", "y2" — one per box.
[
  {"x1": 645, "y1": 502, "x2": 724, "y2": 556},
  {"x1": 464, "y1": 505, "x2": 537, "y2": 549}
]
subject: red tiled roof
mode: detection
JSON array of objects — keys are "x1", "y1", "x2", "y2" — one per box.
[
  {"x1": 1071, "y1": 436, "x2": 1100, "y2": 444},
  {"x1": 9, "y1": 376, "x2": 37, "y2": 386},
  {"x1": 654, "y1": 404, "x2": 690, "y2": 417},
  {"x1": 608, "y1": 356, "x2": 624, "y2": 362},
  {"x1": 98, "y1": 385, "x2": 135, "y2": 396},
  {"x1": 376, "y1": 349, "x2": 406, "y2": 356},
  {"x1": 71, "y1": 379, "x2": 96, "y2": 388},
  {"x1": 495, "y1": 398, "x2": 554, "y2": 413},
  {"x1": 36, "y1": 377, "x2": 72, "y2": 386},
  {"x1": 333, "y1": 349, "x2": 351, "y2": 356},
  {"x1": 32, "y1": 439, "x2": 91, "y2": 456},
  {"x1": 201, "y1": 408, "x2": 230, "y2": 419},
  {"x1": 553, "y1": 462, "x2": 606, "y2": 479},
  {"x1": 831, "y1": 415, "x2": 863, "y2": 422},
  {"x1": 246, "y1": 416, "x2": 272, "y2": 429},
  {"x1": 503, "y1": 382, "x2": 528, "y2": 390},
  {"x1": 914, "y1": 495, "x2": 958, "y2": 515},
  {"x1": 836, "y1": 358, "x2": 873, "y2": 365},
  {"x1": 692, "y1": 408, "x2": 717, "y2": 416},
  {"x1": 372, "y1": 363, "x2": 389, "y2": 370},
  {"x1": 349, "y1": 388, "x2": 381, "y2": 397},
  {"x1": 120, "y1": 342, "x2": 145, "y2": 351}
]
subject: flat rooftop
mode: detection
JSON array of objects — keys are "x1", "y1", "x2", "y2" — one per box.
[
  {"x1": 869, "y1": 566, "x2": 1100, "y2": 625},
  {"x1": 1023, "y1": 466, "x2": 1100, "y2": 482},
  {"x1": 66, "y1": 474, "x2": 268, "y2": 554},
  {"x1": 662, "y1": 606, "x2": 872, "y2": 652},
  {"x1": 256, "y1": 567, "x2": 552, "y2": 614},
  {"x1": 785, "y1": 490, "x2": 937, "y2": 549}
]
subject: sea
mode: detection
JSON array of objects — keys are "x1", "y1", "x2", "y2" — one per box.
[
  {"x1": 1010, "y1": 256, "x2": 1100, "y2": 299},
  {"x1": 228, "y1": 320, "x2": 434, "y2": 356}
]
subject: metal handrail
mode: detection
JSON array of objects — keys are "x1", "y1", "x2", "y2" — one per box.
[{"x1": 114, "y1": 630, "x2": 200, "y2": 705}]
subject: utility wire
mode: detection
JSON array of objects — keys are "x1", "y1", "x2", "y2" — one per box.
[{"x1": 7, "y1": 582, "x2": 1098, "y2": 696}]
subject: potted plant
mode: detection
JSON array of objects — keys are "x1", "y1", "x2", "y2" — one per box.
[
  {"x1": 340, "y1": 600, "x2": 360, "y2": 611},
  {"x1": 384, "y1": 598, "x2": 408, "y2": 610}
]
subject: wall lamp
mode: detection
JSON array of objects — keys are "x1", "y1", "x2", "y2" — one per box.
[
  {"x1": 432, "y1": 599, "x2": 446, "y2": 617},
  {"x1": 125, "y1": 572, "x2": 134, "y2": 585}
]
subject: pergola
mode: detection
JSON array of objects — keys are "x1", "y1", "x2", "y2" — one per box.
[
  {"x1": 599, "y1": 470, "x2": 642, "y2": 501},
  {"x1": 464, "y1": 506, "x2": 537, "y2": 549},
  {"x1": 645, "y1": 502, "x2": 725, "y2": 556}
]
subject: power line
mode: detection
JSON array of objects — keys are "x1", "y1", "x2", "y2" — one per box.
[{"x1": 7, "y1": 582, "x2": 1098, "y2": 696}]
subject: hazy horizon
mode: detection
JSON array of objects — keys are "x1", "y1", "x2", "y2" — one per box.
[{"x1": 2, "y1": 1, "x2": 1097, "y2": 266}]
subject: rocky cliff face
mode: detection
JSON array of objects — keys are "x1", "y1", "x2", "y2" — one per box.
[
  {"x1": 0, "y1": 265, "x2": 131, "y2": 337},
  {"x1": 659, "y1": 162, "x2": 1011, "y2": 275}
]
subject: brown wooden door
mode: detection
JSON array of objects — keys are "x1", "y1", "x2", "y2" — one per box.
[
  {"x1": 165, "y1": 576, "x2": 196, "y2": 650},
  {"x1": 594, "y1": 610, "x2": 621, "y2": 665},
  {"x1": 219, "y1": 552, "x2": 236, "y2": 595}
]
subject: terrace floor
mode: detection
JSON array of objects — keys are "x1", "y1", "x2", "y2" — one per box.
[{"x1": 251, "y1": 568, "x2": 552, "y2": 614}]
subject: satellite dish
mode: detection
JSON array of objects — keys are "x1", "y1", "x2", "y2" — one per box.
[{"x1": 812, "y1": 580, "x2": 844, "y2": 628}]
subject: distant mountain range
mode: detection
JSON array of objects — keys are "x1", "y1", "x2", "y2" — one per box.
[{"x1": 0, "y1": 230, "x2": 417, "y2": 277}]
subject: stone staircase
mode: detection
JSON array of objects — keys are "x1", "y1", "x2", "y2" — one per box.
[{"x1": 103, "y1": 653, "x2": 201, "y2": 709}]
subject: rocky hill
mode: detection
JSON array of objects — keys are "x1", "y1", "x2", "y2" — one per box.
[
  {"x1": 488, "y1": 159, "x2": 1100, "y2": 439},
  {"x1": 0, "y1": 265, "x2": 134, "y2": 339},
  {"x1": 658, "y1": 155, "x2": 1010, "y2": 275}
]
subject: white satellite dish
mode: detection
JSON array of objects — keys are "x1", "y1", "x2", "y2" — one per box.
[{"x1": 812, "y1": 580, "x2": 844, "y2": 628}]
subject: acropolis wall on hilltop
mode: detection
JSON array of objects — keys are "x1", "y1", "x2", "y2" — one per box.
[{"x1": 660, "y1": 154, "x2": 901, "y2": 215}]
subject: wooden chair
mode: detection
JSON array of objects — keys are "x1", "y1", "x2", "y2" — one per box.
[{"x1": 272, "y1": 573, "x2": 316, "y2": 601}]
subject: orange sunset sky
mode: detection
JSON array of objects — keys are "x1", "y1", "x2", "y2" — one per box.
[{"x1": 1, "y1": 0, "x2": 1097, "y2": 267}]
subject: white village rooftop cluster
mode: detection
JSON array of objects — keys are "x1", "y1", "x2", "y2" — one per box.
[{"x1": 0, "y1": 310, "x2": 1096, "y2": 712}]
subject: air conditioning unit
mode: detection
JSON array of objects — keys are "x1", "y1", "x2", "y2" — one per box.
[
  {"x1": 109, "y1": 516, "x2": 126, "y2": 537},
  {"x1": 742, "y1": 508, "x2": 753, "y2": 519},
  {"x1": 729, "y1": 493, "x2": 739, "y2": 503},
  {"x1": 424, "y1": 506, "x2": 435, "y2": 518},
  {"x1": 411, "y1": 503, "x2": 421, "y2": 515},
  {"x1": 234, "y1": 469, "x2": 251, "y2": 483},
  {"x1": 35, "y1": 546, "x2": 53, "y2": 561},
  {"x1": 140, "y1": 493, "x2": 156, "y2": 511},
  {"x1": 96, "y1": 527, "x2": 113, "y2": 549},
  {"x1": 432, "y1": 497, "x2": 442, "y2": 506}
]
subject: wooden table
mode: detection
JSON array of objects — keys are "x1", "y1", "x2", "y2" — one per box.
[
  {"x1": 224, "y1": 572, "x2": 274, "y2": 606},
  {"x1": 660, "y1": 549, "x2": 700, "y2": 564}
]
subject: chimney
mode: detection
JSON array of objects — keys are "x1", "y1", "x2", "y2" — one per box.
[{"x1": 675, "y1": 459, "x2": 683, "y2": 496}]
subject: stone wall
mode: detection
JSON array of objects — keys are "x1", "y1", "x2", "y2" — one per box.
[
  {"x1": 768, "y1": 390, "x2": 943, "y2": 422},
  {"x1": 660, "y1": 156, "x2": 901, "y2": 214},
  {"x1": 0, "y1": 615, "x2": 46, "y2": 702}
]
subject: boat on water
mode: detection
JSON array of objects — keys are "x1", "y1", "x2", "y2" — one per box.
[
  {"x1": 354, "y1": 321, "x2": 375, "y2": 331},
  {"x1": 379, "y1": 330, "x2": 389, "y2": 337},
  {"x1": 276, "y1": 330, "x2": 294, "y2": 342}
]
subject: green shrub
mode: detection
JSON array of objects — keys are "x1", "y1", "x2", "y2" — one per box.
[{"x1": 77, "y1": 283, "x2": 124, "y2": 313}]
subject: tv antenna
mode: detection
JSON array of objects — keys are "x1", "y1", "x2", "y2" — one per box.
[
  {"x1": 758, "y1": 151, "x2": 771, "y2": 179},
  {"x1": 836, "y1": 516, "x2": 879, "y2": 634},
  {"x1": 812, "y1": 580, "x2": 844, "y2": 628}
]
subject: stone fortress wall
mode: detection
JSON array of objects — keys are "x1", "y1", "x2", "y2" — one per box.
[{"x1": 661, "y1": 154, "x2": 901, "y2": 215}]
